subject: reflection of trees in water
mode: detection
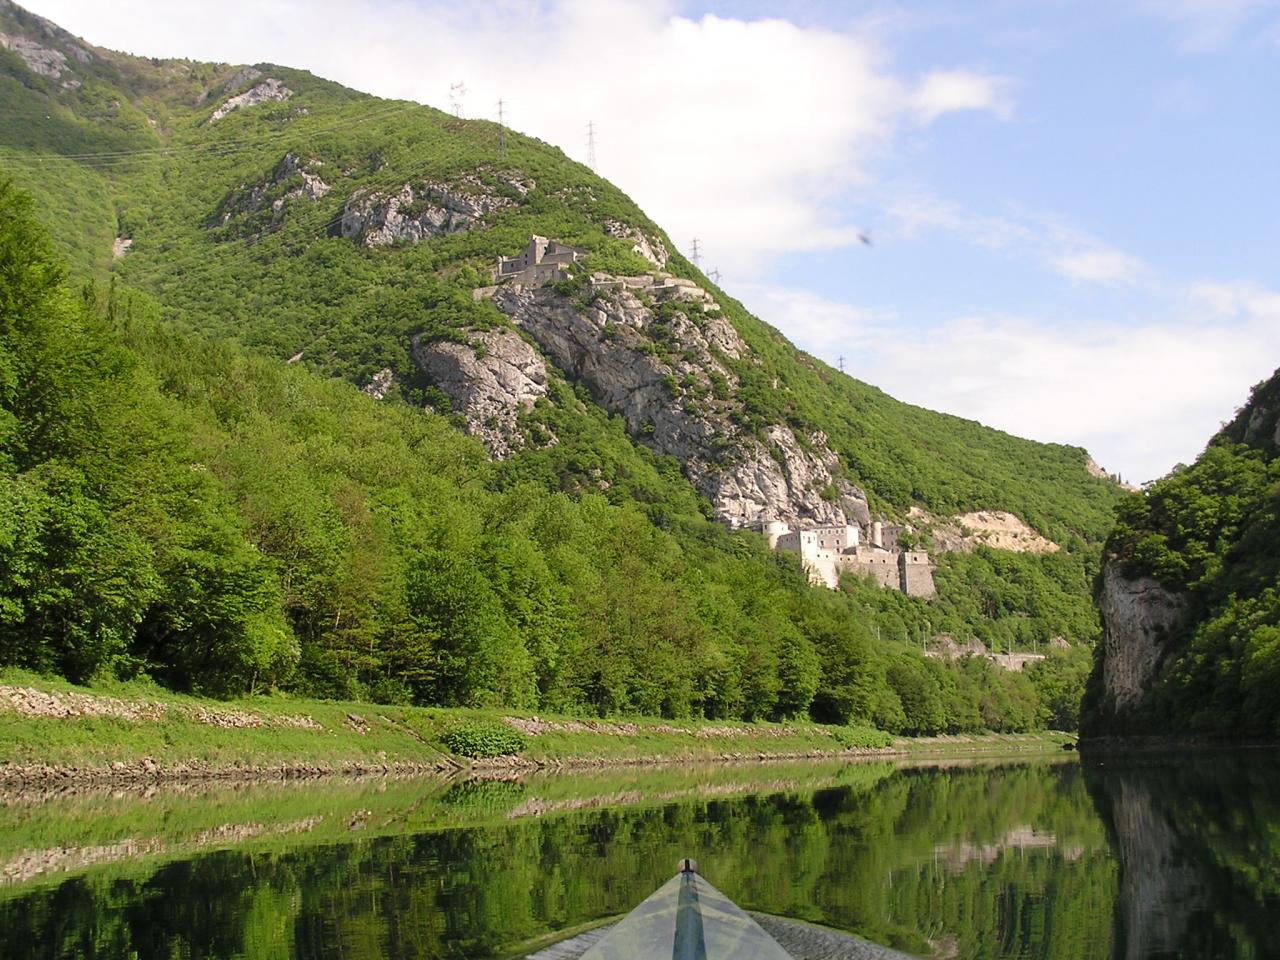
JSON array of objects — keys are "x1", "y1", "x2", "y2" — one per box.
[
  {"x1": 1084, "y1": 755, "x2": 1280, "y2": 960},
  {"x1": 0, "y1": 760, "x2": 1126, "y2": 959}
]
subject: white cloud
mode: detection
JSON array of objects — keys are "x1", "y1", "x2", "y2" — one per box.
[
  {"x1": 1047, "y1": 248, "x2": 1145, "y2": 285},
  {"x1": 885, "y1": 193, "x2": 1147, "y2": 286},
  {"x1": 1145, "y1": 0, "x2": 1280, "y2": 51},
  {"x1": 912, "y1": 69, "x2": 1012, "y2": 122},
  {"x1": 25, "y1": 0, "x2": 1010, "y2": 274},
  {"x1": 739, "y1": 280, "x2": 1280, "y2": 484},
  {"x1": 885, "y1": 193, "x2": 1032, "y2": 249}
]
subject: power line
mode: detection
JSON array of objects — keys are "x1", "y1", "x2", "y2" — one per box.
[{"x1": 585, "y1": 120, "x2": 597, "y2": 171}]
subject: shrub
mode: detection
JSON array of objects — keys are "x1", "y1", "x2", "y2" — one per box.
[
  {"x1": 441, "y1": 719, "x2": 529, "y2": 758},
  {"x1": 832, "y1": 725, "x2": 894, "y2": 749}
]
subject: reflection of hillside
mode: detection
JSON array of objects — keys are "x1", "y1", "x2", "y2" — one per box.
[
  {"x1": 0, "y1": 760, "x2": 889, "y2": 891},
  {"x1": 932, "y1": 824, "x2": 1084, "y2": 872},
  {"x1": 0, "y1": 757, "x2": 1118, "y2": 960}
]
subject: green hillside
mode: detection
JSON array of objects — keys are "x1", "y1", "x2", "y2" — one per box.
[
  {"x1": 1083, "y1": 370, "x2": 1280, "y2": 739},
  {"x1": 0, "y1": 3, "x2": 1120, "y2": 731}
]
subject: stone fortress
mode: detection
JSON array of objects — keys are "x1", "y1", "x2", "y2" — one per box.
[
  {"x1": 495, "y1": 235, "x2": 585, "y2": 287},
  {"x1": 758, "y1": 518, "x2": 936, "y2": 598},
  {"x1": 490, "y1": 235, "x2": 721, "y2": 310}
]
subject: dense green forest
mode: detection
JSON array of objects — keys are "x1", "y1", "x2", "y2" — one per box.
[
  {"x1": 0, "y1": 2, "x2": 1125, "y2": 733},
  {"x1": 1082, "y1": 370, "x2": 1280, "y2": 738},
  {"x1": 0, "y1": 180, "x2": 1091, "y2": 731}
]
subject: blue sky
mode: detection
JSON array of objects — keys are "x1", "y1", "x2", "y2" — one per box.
[{"x1": 26, "y1": 0, "x2": 1280, "y2": 482}]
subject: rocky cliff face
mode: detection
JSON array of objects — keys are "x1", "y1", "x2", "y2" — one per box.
[
  {"x1": 1094, "y1": 564, "x2": 1186, "y2": 723},
  {"x1": 0, "y1": 0, "x2": 92, "y2": 91},
  {"x1": 483, "y1": 280, "x2": 869, "y2": 527},
  {"x1": 1225, "y1": 372, "x2": 1280, "y2": 455},
  {"x1": 603, "y1": 219, "x2": 668, "y2": 268},
  {"x1": 213, "y1": 152, "x2": 329, "y2": 229},
  {"x1": 339, "y1": 172, "x2": 531, "y2": 247},
  {"x1": 908, "y1": 507, "x2": 1060, "y2": 554},
  {"x1": 209, "y1": 77, "x2": 293, "y2": 123},
  {"x1": 412, "y1": 328, "x2": 550, "y2": 460}
]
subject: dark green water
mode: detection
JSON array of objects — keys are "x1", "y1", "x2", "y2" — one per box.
[{"x1": 1, "y1": 752, "x2": 1277, "y2": 959}]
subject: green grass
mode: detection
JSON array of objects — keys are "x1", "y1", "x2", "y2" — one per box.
[{"x1": 0, "y1": 670, "x2": 1072, "y2": 774}]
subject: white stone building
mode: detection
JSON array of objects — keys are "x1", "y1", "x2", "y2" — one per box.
[{"x1": 759, "y1": 517, "x2": 935, "y2": 597}]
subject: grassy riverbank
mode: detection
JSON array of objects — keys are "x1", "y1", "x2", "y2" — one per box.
[{"x1": 0, "y1": 669, "x2": 1073, "y2": 782}]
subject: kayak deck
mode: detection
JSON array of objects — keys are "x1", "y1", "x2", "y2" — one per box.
[
  {"x1": 519, "y1": 861, "x2": 917, "y2": 960},
  {"x1": 578, "y1": 865, "x2": 792, "y2": 960}
]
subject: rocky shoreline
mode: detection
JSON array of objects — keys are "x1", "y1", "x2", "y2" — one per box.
[
  {"x1": 0, "y1": 735, "x2": 1075, "y2": 789},
  {"x1": 0, "y1": 757, "x2": 460, "y2": 788}
]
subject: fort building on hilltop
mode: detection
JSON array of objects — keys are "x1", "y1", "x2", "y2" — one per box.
[
  {"x1": 489, "y1": 236, "x2": 721, "y2": 310},
  {"x1": 494, "y1": 235, "x2": 585, "y2": 287},
  {"x1": 759, "y1": 518, "x2": 936, "y2": 598}
]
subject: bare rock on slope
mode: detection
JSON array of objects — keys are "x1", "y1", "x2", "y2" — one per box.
[
  {"x1": 412, "y1": 327, "x2": 551, "y2": 459},
  {"x1": 340, "y1": 172, "x2": 531, "y2": 247},
  {"x1": 491, "y1": 282, "x2": 869, "y2": 528},
  {"x1": 1096, "y1": 564, "x2": 1187, "y2": 719},
  {"x1": 209, "y1": 78, "x2": 293, "y2": 123}
]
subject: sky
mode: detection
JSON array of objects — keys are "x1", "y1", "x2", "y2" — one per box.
[{"x1": 22, "y1": 0, "x2": 1280, "y2": 483}]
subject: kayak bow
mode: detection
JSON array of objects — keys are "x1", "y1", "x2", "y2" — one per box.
[{"x1": 579, "y1": 858, "x2": 794, "y2": 960}]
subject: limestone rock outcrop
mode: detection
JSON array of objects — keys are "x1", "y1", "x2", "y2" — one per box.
[
  {"x1": 603, "y1": 219, "x2": 668, "y2": 268},
  {"x1": 362, "y1": 368, "x2": 394, "y2": 401},
  {"x1": 1240, "y1": 391, "x2": 1280, "y2": 454},
  {"x1": 274, "y1": 152, "x2": 330, "y2": 203},
  {"x1": 340, "y1": 172, "x2": 530, "y2": 247},
  {"x1": 902, "y1": 507, "x2": 1058, "y2": 554},
  {"x1": 1, "y1": 31, "x2": 66, "y2": 76},
  {"x1": 952, "y1": 510, "x2": 1059, "y2": 553},
  {"x1": 1095, "y1": 564, "x2": 1186, "y2": 719},
  {"x1": 0, "y1": 27, "x2": 86, "y2": 88},
  {"x1": 411, "y1": 328, "x2": 550, "y2": 459},
  {"x1": 209, "y1": 77, "x2": 292, "y2": 123},
  {"x1": 490, "y1": 282, "x2": 869, "y2": 527},
  {"x1": 222, "y1": 66, "x2": 261, "y2": 93},
  {"x1": 214, "y1": 152, "x2": 329, "y2": 228}
]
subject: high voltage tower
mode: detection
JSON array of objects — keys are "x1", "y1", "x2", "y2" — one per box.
[
  {"x1": 496, "y1": 97, "x2": 507, "y2": 160},
  {"x1": 708, "y1": 267, "x2": 722, "y2": 285},
  {"x1": 838, "y1": 356, "x2": 846, "y2": 373},
  {"x1": 449, "y1": 81, "x2": 467, "y2": 119},
  {"x1": 586, "y1": 120, "x2": 597, "y2": 170},
  {"x1": 689, "y1": 237, "x2": 702, "y2": 268}
]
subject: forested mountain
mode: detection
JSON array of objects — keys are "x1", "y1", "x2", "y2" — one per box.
[
  {"x1": 1083, "y1": 370, "x2": 1280, "y2": 739},
  {"x1": 0, "y1": 2, "x2": 1121, "y2": 730}
]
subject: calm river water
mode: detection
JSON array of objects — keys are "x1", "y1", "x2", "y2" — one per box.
[{"x1": 1, "y1": 752, "x2": 1277, "y2": 959}]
